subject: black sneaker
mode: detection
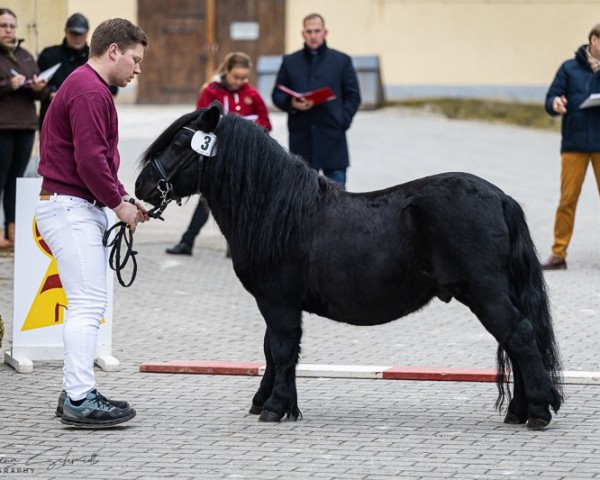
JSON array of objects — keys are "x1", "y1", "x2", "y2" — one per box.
[
  {"x1": 55, "y1": 389, "x2": 130, "y2": 417},
  {"x1": 60, "y1": 389, "x2": 136, "y2": 428},
  {"x1": 165, "y1": 241, "x2": 192, "y2": 255}
]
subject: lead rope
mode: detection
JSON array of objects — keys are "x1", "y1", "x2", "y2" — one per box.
[{"x1": 102, "y1": 199, "x2": 138, "y2": 288}]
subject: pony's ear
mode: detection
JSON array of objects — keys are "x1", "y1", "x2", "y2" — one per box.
[
  {"x1": 209, "y1": 100, "x2": 223, "y2": 113},
  {"x1": 197, "y1": 103, "x2": 222, "y2": 133}
]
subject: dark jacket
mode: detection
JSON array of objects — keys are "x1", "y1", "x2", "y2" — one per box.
[
  {"x1": 38, "y1": 40, "x2": 118, "y2": 128},
  {"x1": 545, "y1": 45, "x2": 600, "y2": 153},
  {"x1": 272, "y1": 42, "x2": 361, "y2": 170},
  {"x1": 0, "y1": 40, "x2": 45, "y2": 130}
]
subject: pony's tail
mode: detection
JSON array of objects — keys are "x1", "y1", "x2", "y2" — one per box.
[{"x1": 495, "y1": 197, "x2": 564, "y2": 413}]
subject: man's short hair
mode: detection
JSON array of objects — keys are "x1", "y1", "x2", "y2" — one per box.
[
  {"x1": 90, "y1": 18, "x2": 148, "y2": 57},
  {"x1": 303, "y1": 13, "x2": 325, "y2": 28},
  {"x1": 588, "y1": 24, "x2": 600, "y2": 43}
]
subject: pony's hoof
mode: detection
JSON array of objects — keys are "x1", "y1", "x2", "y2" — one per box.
[
  {"x1": 249, "y1": 404, "x2": 263, "y2": 415},
  {"x1": 526, "y1": 418, "x2": 550, "y2": 431},
  {"x1": 503, "y1": 412, "x2": 527, "y2": 425},
  {"x1": 259, "y1": 409, "x2": 283, "y2": 422}
]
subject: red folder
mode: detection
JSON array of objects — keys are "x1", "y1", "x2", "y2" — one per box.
[{"x1": 277, "y1": 84, "x2": 336, "y2": 105}]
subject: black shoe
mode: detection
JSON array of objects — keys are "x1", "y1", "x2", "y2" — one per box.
[
  {"x1": 60, "y1": 390, "x2": 136, "y2": 428},
  {"x1": 56, "y1": 389, "x2": 130, "y2": 417},
  {"x1": 166, "y1": 242, "x2": 192, "y2": 255}
]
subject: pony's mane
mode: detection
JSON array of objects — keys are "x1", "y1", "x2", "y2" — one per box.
[
  {"x1": 139, "y1": 110, "x2": 202, "y2": 167},
  {"x1": 206, "y1": 114, "x2": 336, "y2": 265}
]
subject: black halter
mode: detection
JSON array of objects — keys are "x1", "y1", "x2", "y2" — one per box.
[{"x1": 148, "y1": 126, "x2": 206, "y2": 220}]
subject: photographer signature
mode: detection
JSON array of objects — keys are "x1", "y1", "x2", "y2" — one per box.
[{"x1": 1, "y1": 448, "x2": 99, "y2": 471}]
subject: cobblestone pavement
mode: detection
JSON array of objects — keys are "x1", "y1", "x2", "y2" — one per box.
[{"x1": 1, "y1": 105, "x2": 599, "y2": 479}]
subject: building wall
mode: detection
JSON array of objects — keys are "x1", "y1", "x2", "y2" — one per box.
[
  {"x1": 4, "y1": 0, "x2": 599, "y2": 103},
  {"x1": 4, "y1": 0, "x2": 138, "y2": 101},
  {"x1": 285, "y1": 0, "x2": 598, "y2": 102}
]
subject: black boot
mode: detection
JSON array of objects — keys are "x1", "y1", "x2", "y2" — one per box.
[{"x1": 166, "y1": 241, "x2": 192, "y2": 255}]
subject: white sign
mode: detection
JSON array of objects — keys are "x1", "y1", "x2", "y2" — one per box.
[
  {"x1": 4, "y1": 178, "x2": 117, "y2": 373},
  {"x1": 230, "y1": 22, "x2": 259, "y2": 40}
]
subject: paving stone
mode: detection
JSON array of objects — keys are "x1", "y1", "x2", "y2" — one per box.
[{"x1": 1, "y1": 106, "x2": 599, "y2": 479}]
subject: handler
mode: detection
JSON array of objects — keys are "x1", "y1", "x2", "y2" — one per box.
[{"x1": 35, "y1": 18, "x2": 149, "y2": 427}]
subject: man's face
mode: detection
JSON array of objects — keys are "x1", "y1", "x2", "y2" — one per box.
[
  {"x1": 65, "y1": 30, "x2": 88, "y2": 50},
  {"x1": 590, "y1": 34, "x2": 600, "y2": 60},
  {"x1": 302, "y1": 17, "x2": 327, "y2": 50},
  {"x1": 109, "y1": 43, "x2": 145, "y2": 88}
]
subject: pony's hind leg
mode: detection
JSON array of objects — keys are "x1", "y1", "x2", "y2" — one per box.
[
  {"x1": 499, "y1": 317, "x2": 562, "y2": 430},
  {"x1": 462, "y1": 290, "x2": 560, "y2": 430},
  {"x1": 250, "y1": 330, "x2": 275, "y2": 415},
  {"x1": 503, "y1": 362, "x2": 528, "y2": 424}
]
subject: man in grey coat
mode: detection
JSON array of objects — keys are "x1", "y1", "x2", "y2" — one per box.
[{"x1": 272, "y1": 13, "x2": 361, "y2": 189}]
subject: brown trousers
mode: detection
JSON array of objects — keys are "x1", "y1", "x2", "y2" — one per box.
[{"x1": 551, "y1": 152, "x2": 600, "y2": 259}]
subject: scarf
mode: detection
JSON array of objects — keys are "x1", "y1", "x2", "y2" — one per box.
[{"x1": 586, "y1": 46, "x2": 600, "y2": 73}]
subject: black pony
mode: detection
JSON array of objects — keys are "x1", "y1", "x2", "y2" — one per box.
[{"x1": 135, "y1": 105, "x2": 563, "y2": 430}]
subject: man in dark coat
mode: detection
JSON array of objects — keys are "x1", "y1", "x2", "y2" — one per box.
[
  {"x1": 272, "y1": 13, "x2": 361, "y2": 189},
  {"x1": 541, "y1": 23, "x2": 600, "y2": 270},
  {"x1": 37, "y1": 13, "x2": 117, "y2": 129}
]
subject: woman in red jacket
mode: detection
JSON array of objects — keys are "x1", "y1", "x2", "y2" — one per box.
[
  {"x1": 166, "y1": 52, "x2": 271, "y2": 256},
  {"x1": 196, "y1": 51, "x2": 271, "y2": 131}
]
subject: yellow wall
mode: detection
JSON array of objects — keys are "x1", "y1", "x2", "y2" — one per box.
[
  {"x1": 4, "y1": 0, "x2": 136, "y2": 56},
  {"x1": 4, "y1": 0, "x2": 138, "y2": 101},
  {"x1": 286, "y1": 0, "x2": 598, "y2": 100},
  {"x1": 4, "y1": 0, "x2": 598, "y2": 102}
]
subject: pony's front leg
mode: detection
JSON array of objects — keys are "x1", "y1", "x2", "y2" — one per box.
[
  {"x1": 250, "y1": 329, "x2": 275, "y2": 415},
  {"x1": 255, "y1": 303, "x2": 303, "y2": 422}
]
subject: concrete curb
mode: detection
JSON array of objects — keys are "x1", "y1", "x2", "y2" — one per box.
[{"x1": 139, "y1": 361, "x2": 600, "y2": 385}]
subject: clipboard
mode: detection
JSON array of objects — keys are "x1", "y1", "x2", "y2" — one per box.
[
  {"x1": 277, "y1": 84, "x2": 336, "y2": 105},
  {"x1": 579, "y1": 93, "x2": 600, "y2": 109},
  {"x1": 37, "y1": 63, "x2": 61, "y2": 82}
]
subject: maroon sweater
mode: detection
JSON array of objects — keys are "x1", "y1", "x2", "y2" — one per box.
[{"x1": 38, "y1": 64, "x2": 127, "y2": 208}]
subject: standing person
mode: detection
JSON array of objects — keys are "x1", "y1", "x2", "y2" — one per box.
[
  {"x1": 35, "y1": 18, "x2": 149, "y2": 427},
  {"x1": 37, "y1": 12, "x2": 118, "y2": 129},
  {"x1": 166, "y1": 52, "x2": 271, "y2": 256},
  {"x1": 0, "y1": 8, "x2": 48, "y2": 249},
  {"x1": 271, "y1": 13, "x2": 360, "y2": 190},
  {"x1": 542, "y1": 24, "x2": 600, "y2": 271}
]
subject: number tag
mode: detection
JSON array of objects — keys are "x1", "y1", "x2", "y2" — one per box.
[{"x1": 191, "y1": 131, "x2": 218, "y2": 157}]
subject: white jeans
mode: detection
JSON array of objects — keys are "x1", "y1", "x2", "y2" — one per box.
[{"x1": 34, "y1": 195, "x2": 109, "y2": 401}]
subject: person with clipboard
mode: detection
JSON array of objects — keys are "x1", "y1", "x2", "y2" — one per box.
[
  {"x1": 542, "y1": 23, "x2": 600, "y2": 270},
  {"x1": 0, "y1": 8, "x2": 48, "y2": 250},
  {"x1": 272, "y1": 13, "x2": 360, "y2": 189}
]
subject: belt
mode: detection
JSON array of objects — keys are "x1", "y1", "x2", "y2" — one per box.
[
  {"x1": 39, "y1": 188, "x2": 53, "y2": 200},
  {"x1": 39, "y1": 189, "x2": 105, "y2": 208}
]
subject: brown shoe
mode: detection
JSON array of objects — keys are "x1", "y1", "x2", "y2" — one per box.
[
  {"x1": 0, "y1": 233, "x2": 10, "y2": 250},
  {"x1": 542, "y1": 255, "x2": 567, "y2": 271}
]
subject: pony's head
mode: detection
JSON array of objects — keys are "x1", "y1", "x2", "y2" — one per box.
[{"x1": 135, "y1": 103, "x2": 222, "y2": 211}]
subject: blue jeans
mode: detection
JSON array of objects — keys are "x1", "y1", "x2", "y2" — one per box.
[{"x1": 317, "y1": 168, "x2": 346, "y2": 190}]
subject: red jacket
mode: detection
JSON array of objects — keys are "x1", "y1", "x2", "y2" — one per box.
[{"x1": 196, "y1": 81, "x2": 272, "y2": 132}]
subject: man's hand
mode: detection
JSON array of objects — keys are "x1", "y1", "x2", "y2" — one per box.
[
  {"x1": 29, "y1": 75, "x2": 48, "y2": 92},
  {"x1": 129, "y1": 197, "x2": 150, "y2": 223},
  {"x1": 552, "y1": 95, "x2": 567, "y2": 114},
  {"x1": 113, "y1": 200, "x2": 144, "y2": 233},
  {"x1": 291, "y1": 97, "x2": 314, "y2": 111}
]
